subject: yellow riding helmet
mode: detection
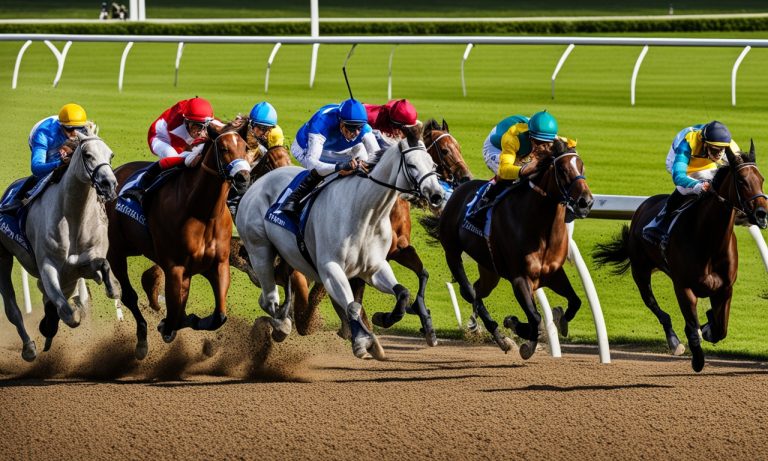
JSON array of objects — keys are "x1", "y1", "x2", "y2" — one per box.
[{"x1": 58, "y1": 103, "x2": 87, "y2": 127}]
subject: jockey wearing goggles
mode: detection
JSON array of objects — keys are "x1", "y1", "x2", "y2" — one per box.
[
  {"x1": 247, "y1": 101, "x2": 285, "y2": 152},
  {"x1": 468, "y1": 110, "x2": 574, "y2": 223},
  {"x1": 643, "y1": 120, "x2": 740, "y2": 249},
  {"x1": 0, "y1": 103, "x2": 88, "y2": 213},
  {"x1": 123, "y1": 97, "x2": 215, "y2": 203},
  {"x1": 279, "y1": 98, "x2": 379, "y2": 220},
  {"x1": 364, "y1": 98, "x2": 419, "y2": 149}
]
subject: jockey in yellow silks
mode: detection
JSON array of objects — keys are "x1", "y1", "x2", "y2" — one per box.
[
  {"x1": 248, "y1": 101, "x2": 285, "y2": 152},
  {"x1": 643, "y1": 121, "x2": 740, "y2": 248},
  {"x1": 469, "y1": 111, "x2": 575, "y2": 221}
]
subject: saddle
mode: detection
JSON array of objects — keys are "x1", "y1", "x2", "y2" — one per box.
[
  {"x1": 115, "y1": 166, "x2": 183, "y2": 228},
  {"x1": 462, "y1": 180, "x2": 521, "y2": 237}
]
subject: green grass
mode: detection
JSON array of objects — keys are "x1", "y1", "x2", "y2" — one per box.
[
  {"x1": 2, "y1": 32, "x2": 768, "y2": 358},
  {"x1": 1, "y1": 1, "x2": 767, "y2": 19}
]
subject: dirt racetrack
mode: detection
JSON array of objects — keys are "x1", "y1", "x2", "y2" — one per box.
[{"x1": 1, "y1": 312, "x2": 767, "y2": 461}]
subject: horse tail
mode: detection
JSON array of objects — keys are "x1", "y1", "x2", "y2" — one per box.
[
  {"x1": 418, "y1": 214, "x2": 441, "y2": 243},
  {"x1": 592, "y1": 224, "x2": 632, "y2": 275}
]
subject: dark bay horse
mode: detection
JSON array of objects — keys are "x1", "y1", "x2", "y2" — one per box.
[
  {"x1": 106, "y1": 119, "x2": 251, "y2": 359},
  {"x1": 593, "y1": 144, "x2": 767, "y2": 372},
  {"x1": 306, "y1": 119, "x2": 473, "y2": 345},
  {"x1": 425, "y1": 140, "x2": 593, "y2": 359}
]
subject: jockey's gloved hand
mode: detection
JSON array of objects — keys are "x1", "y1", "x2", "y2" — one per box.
[
  {"x1": 519, "y1": 160, "x2": 539, "y2": 178},
  {"x1": 335, "y1": 159, "x2": 358, "y2": 175},
  {"x1": 692, "y1": 180, "x2": 712, "y2": 195}
]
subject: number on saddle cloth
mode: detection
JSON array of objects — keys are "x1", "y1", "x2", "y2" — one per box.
[{"x1": 0, "y1": 177, "x2": 42, "y2": 254}]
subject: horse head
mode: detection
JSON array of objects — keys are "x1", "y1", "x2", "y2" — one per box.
[
  {"x1": 73, "y1": 129, "x2": 118, "y2": 202},
  {"x1": 370, "y1": 126, "x2": 444, "y2": 209},
  {"x1": 204, "y1": 118, "x2": 251, "y2": 195},
  {"x1": 536, "y1": 138, "x2": 593, "y2": 219},
  {"x1": 715, "y1": 141, "x2": 768, "y2": 228},
  {"x1": 423, "y1": 118, "x2": 472, "y2": 187}
]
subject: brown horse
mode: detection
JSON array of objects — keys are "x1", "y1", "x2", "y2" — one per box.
[
  {"x1": 107, "y1": 119, "x2": 251, "y2": 360},
  {"x1": 307, "y1": 119, "x2": 473, "y2": 344},
  {"x1": 593, "y1": 144, "x2": 767, "y2": 372},
  {"x1": 423, "y1": 140, "x2": 593, "y2": 359}
]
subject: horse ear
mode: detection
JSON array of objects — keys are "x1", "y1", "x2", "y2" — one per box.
[
  {"x1": 750, "y1": 139, "x2": 756, "y2": 161},
  {"x1": 206, "y1": 122, "x2": 220, "y2": 140},
  {"x1": 405, "y1": 124, "x2": 422, "y2": 147},
  {"x1": 441, "y1": 118, "x2": 449, "y2": 132}
]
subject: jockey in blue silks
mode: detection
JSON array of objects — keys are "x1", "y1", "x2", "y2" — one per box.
[
  {"x1": 643, "y1": 120, "x2": 740, "y2": 249},
  {"x1": 279, "y1": 98, "x2": 380, "y2": 219},
  {"x1": 0, "y1": 103, "x2": 87, "y2": 213}
]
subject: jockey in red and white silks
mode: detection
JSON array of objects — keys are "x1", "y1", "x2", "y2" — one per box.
[
  {"x1": 364, "y1": 99, "x2": 419, "y2": 149},
  {"x1": 147, "y1": 97, "x2": 216, "y2": 170}
]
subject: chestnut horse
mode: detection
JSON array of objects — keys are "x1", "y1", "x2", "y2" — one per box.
[
  {"x1": 424, "y1": 140, "x2": 593, "y2": 359},
  {"x1": 107, "y1": 119, "x2": 251, "y2": 359},
  {"x1": 593, "y1": 144, "x2": 767, "y2": 372},
  {"x1": 307, "y1": 119, "x2": 472, "y2": 344}
]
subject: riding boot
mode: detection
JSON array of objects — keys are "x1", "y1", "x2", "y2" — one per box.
[
  {"x1": 0, "y1": 176, "x2": 38, "y2": 213},
  {"x1": 122, "y1": 162, "x2": 163, "y2": 204},
  {"x1": 279, "y1": 170, "x2": 323, "y2": 220},
  {"x1": 467, "y1": 180, "x2": 506, "y2": 226},
  {"x1": 643, "y1": 190, "x2": 686, "y2": 248}
]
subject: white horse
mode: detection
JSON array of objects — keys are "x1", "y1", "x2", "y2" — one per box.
[
  {"x1": 0, "y1": 128, "x2": 120, "y2": 361},
  {"x1": 236, "y1": 130, "x2": 444, "y2": 359}
]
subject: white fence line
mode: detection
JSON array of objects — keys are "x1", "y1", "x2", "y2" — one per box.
[{"x1": 5, "y1": 34, "x2": 768, "y2": 103}]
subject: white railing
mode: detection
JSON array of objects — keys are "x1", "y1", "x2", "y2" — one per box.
[{"x1": 4, "y1": 34, "x2": 768, "y2": 103}]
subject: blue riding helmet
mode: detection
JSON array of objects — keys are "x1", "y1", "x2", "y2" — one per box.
[
  {"x1": 528, "y1": 110, "x2": 558, "y2": 142},
  {"x1": 249, "y1": 101, "x2": 278, "y2": 127},
  {"x1": 338, "y1": 98, "x2": 368, "y2": 125},
  {"x1": 701, "y1": 120, "x2": 731, "y2": 147}
]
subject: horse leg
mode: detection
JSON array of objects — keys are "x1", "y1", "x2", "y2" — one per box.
[
  {"x1": 701, "y1": 286, "x2": 732, "y2": 344},
  {"x1": 505, "y1": 276, "x2": 541, "y2": 360},
  {"x1": 88, "y1": 258, "x2": 121, "y2": 300},
  {"x1": 472, "y1": 267, "x2": 514, "y2": 353},
  {"x1": 159, "y1": 266, "x2": 189, "y2": 343},
  {"x1": 249, "y1": 244, "x2": 291, "y2": 342},
  {"x1": 39, "y1": 297, "x2": 60, "y2": 352},
  {"x1": 387, "y1": 245, "x2": 436, "y2": 345},
  {"x1": 141, "y1": 264, "x2": 164, "y2": 311},
  {"x1": 321, "y1": 262, "x2": 384, "y2": 360},
  {"x1": 673, "y1": 284, "x2": 704, "y2": 372},
  {"x1": 0, "y1": 253, "x2": 36, "y2": 361},
  {"x1": 108, "y1": 249, "x2": 148, "y2": 359},
  {"x1": 631, "y1": 265, "x2": 684, "y2": 355},
  {"x1": 545, "y1": 267, "x2": 581, "y2": 338},
  {"x1": 38, "y1": 259, "x2": 80, "y2": 328},
  {"x1": 194, "y1": 260, "x2": 230, "y2": 331},
  {"x1": 445, "y1": 246, "x2": 479, "y2": 331},
  {"x1": 290, "y1": 271, "x2": 320, "y2": 336}
]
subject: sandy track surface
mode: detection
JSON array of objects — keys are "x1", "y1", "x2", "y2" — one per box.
[{"x1": 1, "y1": 314, "x2": 767, "y2": 461}]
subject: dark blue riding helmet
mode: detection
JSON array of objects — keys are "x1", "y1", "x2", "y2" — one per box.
[{"x1": 701, "y1": 121, "x2": 732, "y2": 147}]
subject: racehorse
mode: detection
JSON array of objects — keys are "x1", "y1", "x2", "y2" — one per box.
[
  {"x1": 0, "y1": 128, "x2": 120, "y2": 361},
  {"x1": 593, "y1": 144, "x2": 767, "y2": 372},
  {"x1": 423, "y1": 139, "x2": 593, "y2": 359},
  {"x1": 303, "y1": 118, "x2": 472, "y2": 344},
  {"x1": 235, "y1": 127, "x2": 444, "y2": 359},
  {"x1": 106, "y1": 119, "x2": 250, "y2": 360}
]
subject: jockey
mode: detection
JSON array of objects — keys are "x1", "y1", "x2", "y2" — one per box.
[
  {"x1": 0, "y1": 103, "x2": 88, "y2": 212},
  {"x1": 364, "y1": 98, "x2": 419, "y2": 148},
  {"x1": 122, "y1": 97, "x2": 214, "y2": 203},
  {"x1": 247, "y1": 101, "x2": 285, "y2": 153},
  {"x1": 642, "y1": 120, "x2": 739, "y2": 249},
  {"x1": 469, "y1": 110, "x2": 566, "y2": 222},
  {"x1": 279, "y1": 98, "x2": 379, "y2": 220}
]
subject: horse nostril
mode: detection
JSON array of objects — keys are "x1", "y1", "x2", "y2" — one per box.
[
  {"x1": 579, "y1": 197, "x2": 592, "y2": 210},
  {"x1": 430, "y1": 193, "x2": 443, "y2": 207}
]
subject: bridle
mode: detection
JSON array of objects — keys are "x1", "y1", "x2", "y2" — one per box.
[
  {"x1": 200, "y1": 130, "x2": 250, "y2": 183},
  {"x1": 728, "y1": 162, "x2": 767, "y2": 218},
  {"x1": 530, "y1": 152, "x2": 587, "y2": 214},
  {"x1": 425, "y1": 131, "x2": 463, "y2": 187},
  {"x1": 361, "y1": 144, "x2": 439, "y2": 197},
  {"x1": 74, "y1": 136, "x2": 113, "y2": 199}
]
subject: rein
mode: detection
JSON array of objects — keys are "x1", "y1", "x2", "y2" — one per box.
[
  {"x1": 529, "y1": 152, "x2": 586, "y2": 212},
  {"x1": 360, "y1": 145, "x2": 439, "y2": 197}
]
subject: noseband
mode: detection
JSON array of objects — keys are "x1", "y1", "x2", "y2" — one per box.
[
  {"x1": 201, "y1": 131, "x2": 250, "y2": 183},
  {"x1": 363, "y1": 145, "x2": 439, "y2": 198}
]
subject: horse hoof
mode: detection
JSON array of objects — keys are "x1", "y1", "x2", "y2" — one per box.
[
  {"x1": 503, "y1": 315, "x2": 519, "y2": 330},
  {"x1": 368, "y1": 334, "x2": 387, "y2": 361},
  {"x1": 21, "y1": 341, "x2": 37, "y2": 362},
  {"x1": 269, "y1": 318, "x2": 292, "y2": 343},
  {"x1": 135, "y1": 340, "x2": 148, "y2": 360},
  {"x1": 520, "y1": 341, "x2": 537, "y2": 360},
  {"x1": 701, "y1": 323, "x2": 713, "y2": 343},
  {"x1": 492, "y1": 329, "x2": 515, "y2": 353},
  {"x1": 60, "y1": 308, "x2": 81, "y2": 328},
  {"x1": 691, "y1": 347, "x2": 705, "y2": 373},
  {"x1": 43, "y1": 337, "x2": 53, "y2": 352},
  {"x1": 425, "y1": 329, "x2": 438, "y2": 347},
  {"x1": 672, "y1": 343, "x2": 686, "y2": 356},
  {"x1": 371, "y1": 312, "x2": 390, "y2": 328},
  {"x1": 552, "y1": 307, "x2": 568, "y2": 337},
  {"x1": 162, "y1": 331, "x2": 176, "y2": 344},
  {"x1": 352, "y1": 335, "x2": 374, "y2": 359}
]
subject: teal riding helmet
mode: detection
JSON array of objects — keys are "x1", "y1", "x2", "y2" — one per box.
[
  {"x1": 249, "y1": 101, "x2": 278, "y2": 127},
  {"x1": 529, "y1": 110, "x2": 558, "y2": 142}
]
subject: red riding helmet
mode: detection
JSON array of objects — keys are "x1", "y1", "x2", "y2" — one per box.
[
  {"x1": 183, "y1": 97, "x2": 214, "y2": 123},
  {"x1": 389, "y1": 99, "x2": 418, "y2": 127}
]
